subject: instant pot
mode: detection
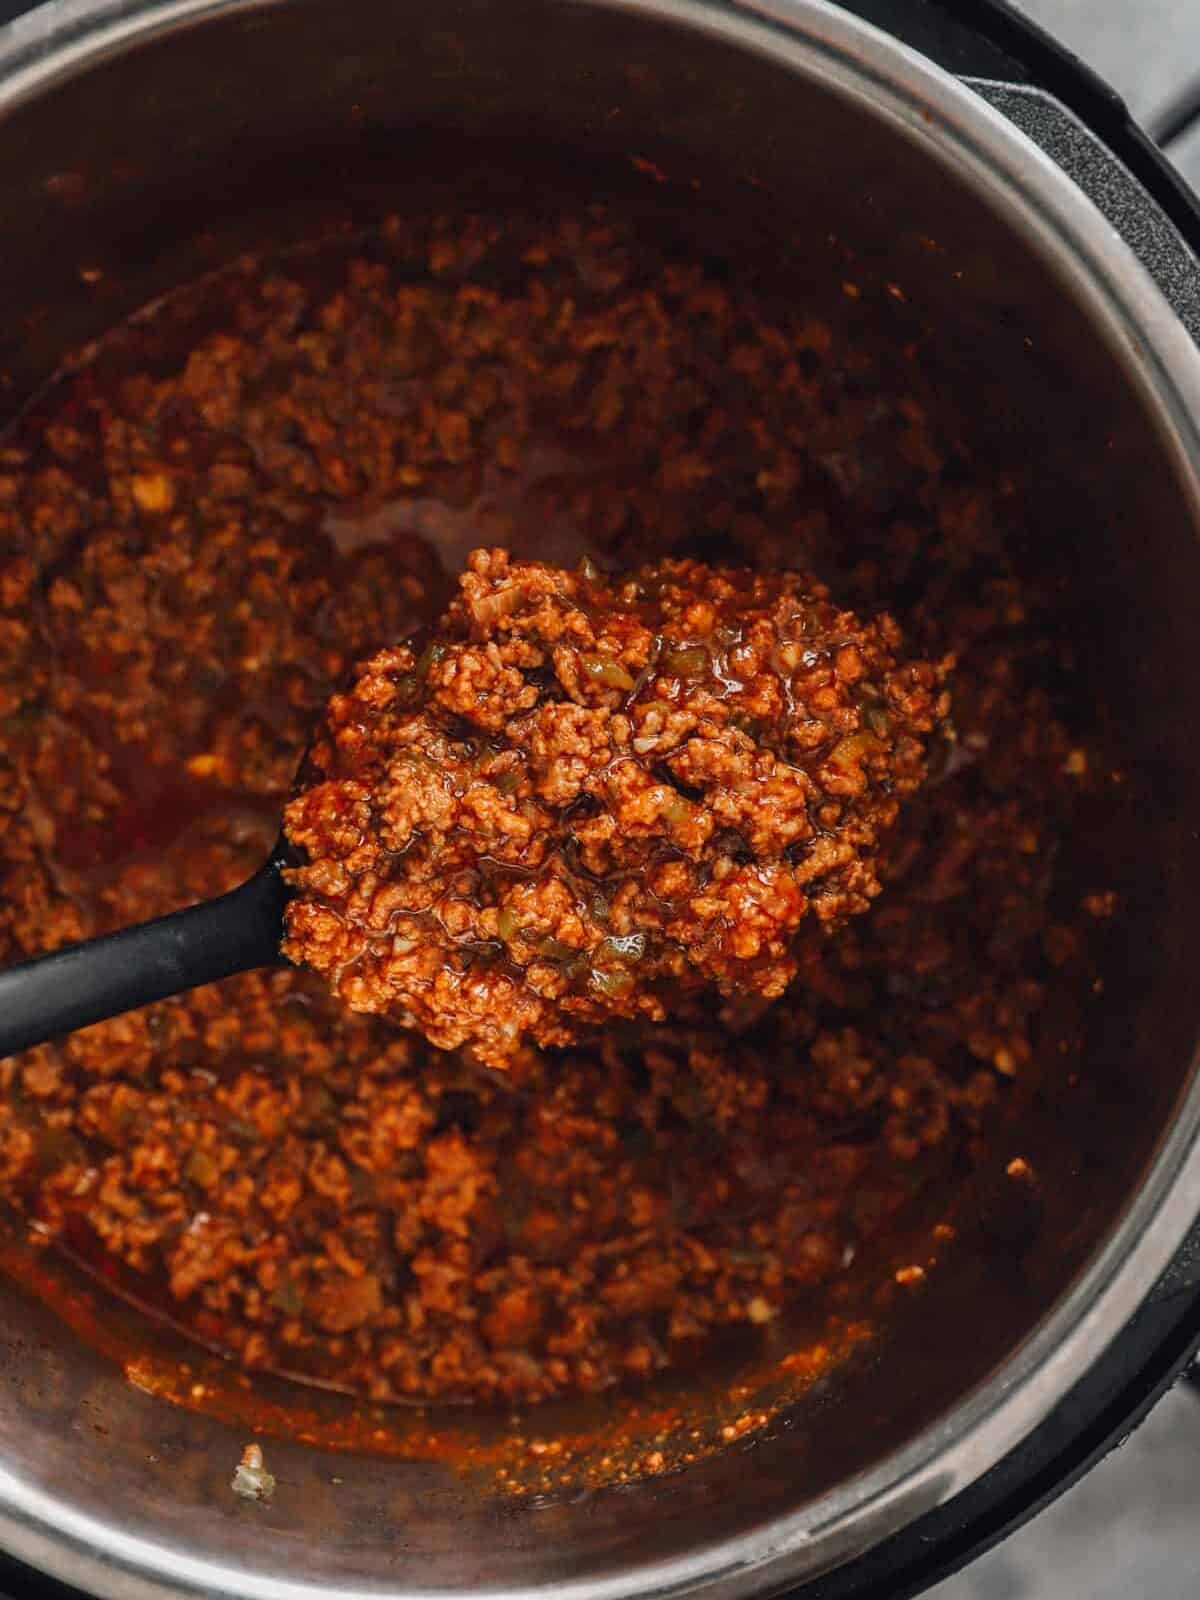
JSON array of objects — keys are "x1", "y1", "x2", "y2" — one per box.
[{"x1": 1, "y1": 0, "x2": 1200, "y2": 1597}]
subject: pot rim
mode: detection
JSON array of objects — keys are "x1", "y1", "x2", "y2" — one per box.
[{"x1": 1, "y1": 1, "x2": 1200, "y2": 1597}]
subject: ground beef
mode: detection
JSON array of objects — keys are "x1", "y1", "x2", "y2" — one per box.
[
  {"x1": 283, "y1": 548, "x2": 949, "y2": 1063},
  {"x1": 0, "y1": 209, "x2": 1096, "y2": 1404}
]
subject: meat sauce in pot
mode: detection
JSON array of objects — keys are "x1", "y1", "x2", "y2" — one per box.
[{"x1": 0, "y1": 209, "x2": 1099, "y2": 1405}]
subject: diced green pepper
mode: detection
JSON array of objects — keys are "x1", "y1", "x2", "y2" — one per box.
[
  {"x1": 660, "y1": 645, "x2": 708, "y2": 678},
  {"x1": 416, "y1": 641, "x2": 448, "y2": 678},
  {"x1": 537, "y1": 936, "x2": 579, "y2": 964},
  {"x1": 580, "y1": 654, "x2": 634, "y2": 691},
  {"x1": 828, "y1": 731, "x2": 884, "y2": 770},
  {"x1": 597, "y1": 932, "x2": 646, "y2": 966},
  {"x1": 589, "y1": 965, "x2": 634, "y2": 999},
  {"x1": 661, "y1": 791, "x2": 693, "y2": 825}
]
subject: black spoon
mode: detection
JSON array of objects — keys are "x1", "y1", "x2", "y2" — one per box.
[{"x1": 0, "y1": 837, "x2": 293, "y2": 1059}]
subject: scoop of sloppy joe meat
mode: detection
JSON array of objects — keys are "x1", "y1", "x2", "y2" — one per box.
[{"x1": 282, "y1": 548, "x2": 952, "y2": 1064}]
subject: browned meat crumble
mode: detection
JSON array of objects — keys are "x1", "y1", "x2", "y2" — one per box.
[{"x1": 283, "y1": 548, "x2": 950, "y2": 1063}]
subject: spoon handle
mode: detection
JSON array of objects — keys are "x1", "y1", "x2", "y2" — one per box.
[{"x1": 0, "y1": 858, "x2": 288, "y2": 1060}]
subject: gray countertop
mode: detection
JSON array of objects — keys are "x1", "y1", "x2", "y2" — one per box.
[
  {"x1": 1020, "y1": 0, "x2": 1199, "y2": 121},
  {"x1": 1017, "y1": 0, "x2": 1200, "y2": 185},
  {"x1": 929, "y1": 1386, "x2": 1200, "y2": 1599}
]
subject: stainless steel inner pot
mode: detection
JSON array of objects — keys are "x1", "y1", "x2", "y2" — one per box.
[{"x1": 3, "y1": 1, "x2": 1200, "y2": 1597}]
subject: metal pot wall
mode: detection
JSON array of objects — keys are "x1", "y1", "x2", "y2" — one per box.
[{"x1": 1, "y1": 2, "x2": 1200, "y2": 1598}]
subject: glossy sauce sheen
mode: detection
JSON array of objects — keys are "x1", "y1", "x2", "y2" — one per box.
[{"x1": 0, "y1": 212, "x2": 1097, "y2": 1404}]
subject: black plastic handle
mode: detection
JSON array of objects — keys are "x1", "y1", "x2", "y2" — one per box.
[{"x1": 0, "y1": 856, "x2": 288, "y2": 1059}]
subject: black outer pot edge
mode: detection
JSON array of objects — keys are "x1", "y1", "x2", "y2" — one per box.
[
  {"x1": 0, "y1": 0, "x2": 1198, "y2": 1597},
  {"x1": 793, "y1": 2, "x2": 1200, "y2": 1595},
  {"x1": 849, "y1": 0, "x2": 1200, "y2": 256}
]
